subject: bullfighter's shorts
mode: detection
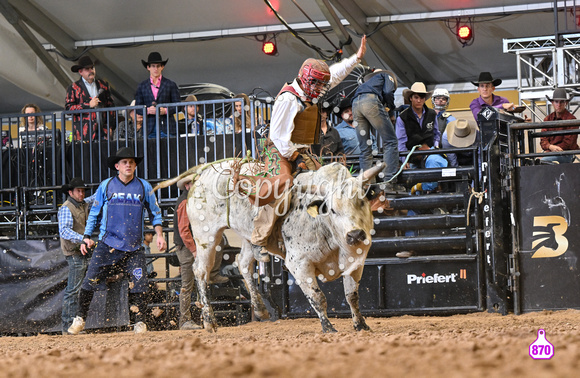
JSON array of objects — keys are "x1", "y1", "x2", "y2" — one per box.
[{"x1": 81, "y1": 241, "x2": 148, "y2": 293}]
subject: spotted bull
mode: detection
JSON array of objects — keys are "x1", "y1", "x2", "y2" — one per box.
[{"x1": 156, "y1": 161, "x2": 383, "y2": 333}]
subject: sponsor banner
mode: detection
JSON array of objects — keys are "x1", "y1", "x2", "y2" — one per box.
[{"x1": 516, "y1": 164, "x2": 580, "y2": 311}]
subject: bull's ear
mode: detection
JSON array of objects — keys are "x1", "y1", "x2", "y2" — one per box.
[{"x1": 306, "y1": 199, "x2": 327, "y2": 218}]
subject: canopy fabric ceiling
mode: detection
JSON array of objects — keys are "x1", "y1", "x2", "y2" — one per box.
[{"x1": 0, "y1": 0, "x2": 571, "y2": 114}]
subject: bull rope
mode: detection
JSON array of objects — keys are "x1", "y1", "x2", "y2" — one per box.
[
  {"x1": 466, "y1": 188, "x2": 486, "y2": 226},
  {"x1": 381, "y1": 144, "x2": 423, "y2": 184}
]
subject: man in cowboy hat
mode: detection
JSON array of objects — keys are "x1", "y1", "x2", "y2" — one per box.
[
  {"x1": 65, "y1": 55, "x2": 115, "y2": 141},
  {"x1": 173, "y1": 175, "x2": 228, "y2": 330},
  {"x1": 395, "y1": 82, "x2": 448, "y2": 192},
  {"x1": 68, "y1": 147, "x2": 167, "y2": 335},
  {"x1": 441, "y1": 119, "x2": 480, "y2": 167},
  {"x1": 469, "y1": 71, "x2": 515, "y2": 121},
  {"x1": 334, "y1": 97, "x2": 375, "y2": 155},
  {"x1": 539, "y1": 88, "x2": 579, "y2": 164},
  {"x1": 134, "y1": 52, "x2": 181, "y2": 138},
  {"x1": 58, "y1": 177, "x2": 96, "y2": 334},
  {"x1": 114, "y1": 100, "x2": 144, "y2": 141},
  {"x1": 351, "y1": 68, "x2": 401, "y2": 190}
]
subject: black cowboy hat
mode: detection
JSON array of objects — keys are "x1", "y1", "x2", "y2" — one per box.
[
  {"x1": 141, "y1": 52, "x2": 168, "y2": 68},
  {"x1": 546, "y1": 87, "x2": 572, "y2": 102},
  {"x1": 62, "y1": 177, "x2": 88, "y2": 192},
  {"x1": 338, "y1": 98, "x2": 352, "y2": 114},
  {"x1": 71, "y1": 56, "x2": 95, "y2": 73},
  {"x1": 107, "y1": 147, "x2": 143, "y2": 169},
  {"x1": 471, "y1": 72, "x2": 502, "y2": 87}
]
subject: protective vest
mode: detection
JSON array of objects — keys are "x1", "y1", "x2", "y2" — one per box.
[
  {"x1": 278, "y1": 84, "x2": 321, "y2": 145},
  {"x1": 400, "y1": 105, "x2": 437, "y2": 150},
  {"x1": 60, "y1": 198, "x2": 91, "y2": 256},
  {"x1": 437, "y1": 112, "x2": 451, "y2": 136}
]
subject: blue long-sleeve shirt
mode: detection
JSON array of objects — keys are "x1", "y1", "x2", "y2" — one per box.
[{"x1": 84, "y1": 176, "x2": 162, "y2": 252}]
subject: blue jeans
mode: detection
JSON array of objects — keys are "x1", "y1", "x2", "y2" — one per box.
[
  {"x1": 62, "y1": 254, "x2": 90, "y2": 332},
  {"x1": 352, "y1": 93, "x2": 399, "y2": 181},
  {"x1": 541, "y1": 154, "x2": 575, "y2": 164}
]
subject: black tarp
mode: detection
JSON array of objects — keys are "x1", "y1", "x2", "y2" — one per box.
[{"x1": 0, "y1": 240, "x2": 128, "y2": 334}]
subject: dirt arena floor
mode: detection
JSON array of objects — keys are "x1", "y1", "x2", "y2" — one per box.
[{"x1": 1, "y1": 310, "x2": 578, "y2": 377}]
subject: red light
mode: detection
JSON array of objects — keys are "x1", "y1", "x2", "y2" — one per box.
[
  {"x1": 457, "y1": 25, "x2": 472, "y2": 40},
  {"x1": 262, "y1": 41, "x2": 277, "y2": 55}
]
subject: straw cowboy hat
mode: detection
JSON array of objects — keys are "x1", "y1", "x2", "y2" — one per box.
[
  {"x1": 62, "y1": 177, "x2": 88, "y2": 192},
  {"x1": 446, "y1": 119, "x2": 479, "y2": 148},
  {"x1": 71, "y1": 56, "x2": 95, "y2": 73},
  {"x1": 107, "y1": 147, "x2": 143, "y2": 169},
  {"x1": 471, "y1": 72, "x2": 502, "y2": 87},
  {"x1": 546, "y1": 88, "x2": 572, "y2": 102},
  {"x1": 402, "y1": 82, "x2": 433, "y2": 102},
  {"x1": 363, "y1": 69, "x2": 398, "y2": 90},
  {"x1": 142, "y1": 52, "x2": 169, "y2": 68}
]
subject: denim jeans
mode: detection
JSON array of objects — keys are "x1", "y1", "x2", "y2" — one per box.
[
  {"x1": 540, "y1": 154, "x2": 575, "y2": 164},
  {"x1": 62, "y1": 253, "x2": 90, "y2": 332},
  {"x1": 175, "y1": 245, "x2": 195, "y2": 327},
  {"x1": 352, "y1": 93, "x2": 399, "y2": 181}
]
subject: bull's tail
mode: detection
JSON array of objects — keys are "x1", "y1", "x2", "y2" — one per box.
[
  {"x1": 151, "y1": 152, "x2": 258, "y2": 193},
  {"x1": 151, "y1": 164, "x2": 204, "y2": 192}
]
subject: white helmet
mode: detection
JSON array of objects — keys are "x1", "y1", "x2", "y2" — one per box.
[{"x1": 431, "y1": 88, "x2": 450, "y2": 111}]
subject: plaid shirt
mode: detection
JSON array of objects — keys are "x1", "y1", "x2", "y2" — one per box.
[{"x1": 58, "y1": 194, "x2": 96, "y2": 243}]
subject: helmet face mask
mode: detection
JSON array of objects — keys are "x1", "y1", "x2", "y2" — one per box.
[
  {"x1": 299, "y1": 59, "x2": 331, "y2": 100},
  {"x1": 431, "y1": 88, "x2": 450, "y2": 111}
]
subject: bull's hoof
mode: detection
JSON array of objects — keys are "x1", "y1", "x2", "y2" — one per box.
[
  {"x1": 203, "y1": 320, "x2": 218, "y2": 333},
  {"x1": 254, "y1": 309, "x2": 271, "y2": 321},
  {"x1": 354, "y1": 321, "x2": 371, "y2": 332},
  {"x1": 322, "y1": 326, "x2": 338, "y2": 333},
  {"x1": 321, "y1": 320, "x2": 338, "y2": 333}
]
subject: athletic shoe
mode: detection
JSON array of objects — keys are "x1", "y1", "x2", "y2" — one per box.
[
  {"x1": 67, "y1": 316, "x2": 85, "y2": 335},
  {"x1": 134, "y1": 321, "x2": 147, "y2": 334}
]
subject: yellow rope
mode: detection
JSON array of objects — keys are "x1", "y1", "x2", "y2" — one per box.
[{"x1": 466, "y1": 187, "x2": 486, "y2": 226}]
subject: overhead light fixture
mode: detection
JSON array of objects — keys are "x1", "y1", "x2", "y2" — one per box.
[
  {"x1": 256, "y1": 33, "x2": 278, "y2": 56},
  {"x1": 262, "y1": 40, "x2": 277, "y2": 55},
  {"x1": 446, "y1": 17, "x2": 474, "y2": 47}
]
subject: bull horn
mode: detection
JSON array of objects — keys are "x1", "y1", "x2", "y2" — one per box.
[{"x1": 360, "y1": 163, "x2": 385, "y2": 183}]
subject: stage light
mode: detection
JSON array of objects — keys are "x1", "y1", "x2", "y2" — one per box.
[
  {"x1": 262, "y1": 41, "x2": 277, "y2": 55},
  {"x1": 457, "y1": 25, "x2": 472, "y2": 41},
  {"x1": 446, "y1": 17, "x2": 474, "y2": 47}
]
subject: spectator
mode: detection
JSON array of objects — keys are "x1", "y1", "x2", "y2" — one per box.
[
  {"x1": 352, "y1": 68, "x2": 401, "y2": 189},
  {"x1": 134, "y1": 52, "x2": 181, "y2": 138},
  {"x1": 334, "y1": 98, "x2": 376, "y2": 155},
  {"x1": 18, "y1": 103, "x2": 45, "y2": 147},
  {"x1": 396, "y1": 82, "x2": 448, "y2": 193},
  {"x1": 115, "y1": 100, "x2": 144, "y2": 141},
  {"x1": 142, "y1": 228, "x2": 156, "y2": 276},
  {"x1": 540, "y1": 88, "x2": 579, "y2": 164},
  {"x1": 68, "y1": 147, "x2": 167, "y2": 335},
  {"x1": 319, "y1": 106, "x2": 343, "y2": 156},
  {"x1": 430, "y1": 88, "x2": 456, "y2": 136},
  {"x1": 442, "y1": 119, "x2": 479, "y2": 167},
  {"x1": 58, "y1": 177, "x2": 95, "y2": 334},
  {"x1": 469, "y1": 72, "x2": 515, "y2": 121},
  {"x1": 174, "y1": 176, "x2": 228, "y2": 330},
  {"x1": 65, "y1": 56, "x2": 115, "y2": 141},
  {"x1": 233, "y1": 93, "x2": 252, "y2": 134},
  {"x1": 179, "y1": 95, "x2": 202, "y2": 135}
]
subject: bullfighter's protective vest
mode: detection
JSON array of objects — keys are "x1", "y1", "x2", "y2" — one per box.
[
  {"x1": 60, "y1": 198, "x2": 91, "y2": 256},
  {"x1": 278, "y1": 84, "x2": 321, "y2": 145}
]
